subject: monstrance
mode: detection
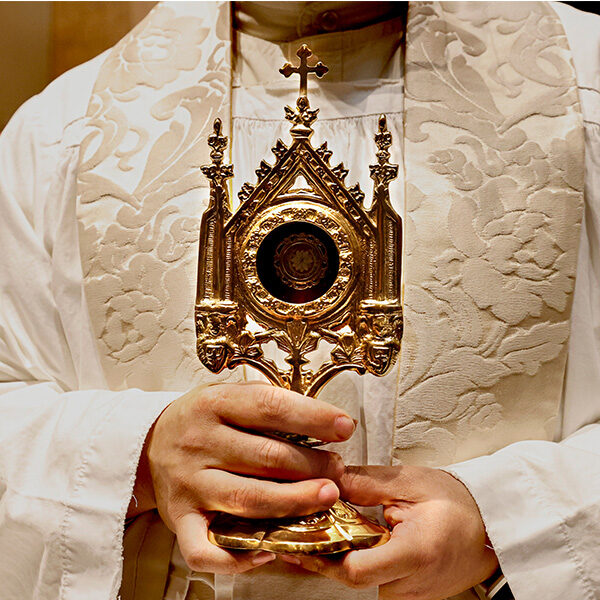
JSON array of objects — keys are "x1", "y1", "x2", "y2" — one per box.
[{"x1": 196, "y1": 45, "x2": 403, "y2": 555}]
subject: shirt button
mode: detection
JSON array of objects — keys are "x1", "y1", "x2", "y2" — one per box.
[{"x1": 318, "y1": 10, "x2": 339, "y2": 32}]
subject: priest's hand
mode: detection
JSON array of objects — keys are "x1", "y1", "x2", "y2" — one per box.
[
  {"x1": 130, "y1": 382, "x2": 354, "y2": 575},
  {"x1": 281, "y1": 465, "x2": 498, "y2": 599}
]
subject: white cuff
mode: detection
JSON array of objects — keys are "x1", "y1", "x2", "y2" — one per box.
[
  {"x1": 444, "y1": 433, "x2": 600, "y2": 600},
  {"x1": 0, "y1": 384, "x2": 179, "y2": 600},
  {"x1": 60, "y1": 389, "x2": 178, "y2": 600}
]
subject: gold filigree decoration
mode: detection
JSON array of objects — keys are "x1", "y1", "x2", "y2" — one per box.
[
  {"x1": 196, "y1": 45, "x2": 402, "y2": 554},
  {"x1": 196, "y1": 47, "x2": 402, "y2": 398}
]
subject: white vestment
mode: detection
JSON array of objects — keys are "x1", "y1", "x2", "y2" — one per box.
[{"x1": 0, "y1": 2, "x2": 599, "y2": 600}]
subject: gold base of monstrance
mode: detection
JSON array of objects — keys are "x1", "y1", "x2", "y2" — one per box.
[
  {"x1": 208, "y1": 500, "x2": 390, "y2": 555},
  {"x1": 196, "y1": 45, "x2": 402, "y2": 555}
]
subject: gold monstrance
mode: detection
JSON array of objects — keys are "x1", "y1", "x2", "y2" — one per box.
[{"x1": 196, "y1": 45, "x2": 402, "y2": 554}]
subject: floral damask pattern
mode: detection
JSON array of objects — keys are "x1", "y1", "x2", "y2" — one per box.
[
  {"x1": 394, "y1": 2, "x2": 584, "y2": 465},
  {"x1": 94, "y1": 8, "x2": 211, "y2": 98},
  {"x1": 77, "y1": 2, "x2": 235, "y2": 391},
  {"x1": 76, "y1": 2, "x2": 584, "y2": 468}
]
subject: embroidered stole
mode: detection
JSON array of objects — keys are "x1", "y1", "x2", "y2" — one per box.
[{"x1": 76, "y1": 0, "x2": 584, "y2": 471}]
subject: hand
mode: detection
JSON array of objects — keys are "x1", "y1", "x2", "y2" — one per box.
[
  {"x1": 130, "y1": 382, "x2": 355, "y2": 575},
  {"x1": 282, "y1": 465, "x2": 498, "y2": 600}
]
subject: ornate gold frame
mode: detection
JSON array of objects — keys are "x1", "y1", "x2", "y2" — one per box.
[{"x1": 196, "y1": 45, "x2": 402, "y2": 553}]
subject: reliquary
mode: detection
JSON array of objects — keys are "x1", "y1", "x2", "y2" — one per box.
[{"x1": 196, "y1": 45, "x2": 402, "y2": 555}]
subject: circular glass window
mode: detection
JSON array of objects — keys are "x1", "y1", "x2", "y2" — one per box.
[{"x1": 256, "y1": 221, "x2": 339, "y2": 304}]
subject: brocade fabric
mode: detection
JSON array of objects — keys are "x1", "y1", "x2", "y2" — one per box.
[{"x1": 0, "y1": 2, "x2": 599, "y2": 600}]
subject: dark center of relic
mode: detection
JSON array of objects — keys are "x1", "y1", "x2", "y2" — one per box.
[{"x1": 256, "y1": 221, "x2": 339, "y2": 304}]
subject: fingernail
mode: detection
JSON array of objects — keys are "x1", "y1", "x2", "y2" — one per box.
[
  {"x1": 335, "y1": 415, "x2": 355, "y2": 439},
  {"x1": 281, "y1": 555, "x2": 301, "y2": 565},
  {"x1": 318, "y1": 482, "x2": 339, "y2": 505},
  {"x1": 251, "y1": 552, "x2": 276, "y2": 566}
]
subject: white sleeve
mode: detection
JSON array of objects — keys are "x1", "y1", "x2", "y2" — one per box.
[
  {"x1": 445, "y1": 425, "x2": 600, "y2": 600},
  {"x1": 0, "y1": 384, "x2": 177, "y2": 600},
  {"x1": 0, "y1": 68, "x2": 179, "y2": 600}
]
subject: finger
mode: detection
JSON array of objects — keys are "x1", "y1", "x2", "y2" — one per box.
[
  {"x1": 339, "y1": 465, "x2": 423, "y2": 506},
  {"x1": 175, "y1": 512, "x2": 276, "y2": 574},
  {"x1": 383, "y1": 505, "x2": 409, "y2": 526},
  {"x1": 214, "y1": 426, "x2": 345, "y2": 481},
  {"x1": 283, "y1": 523, "x2": 418, "y2": 589},
  {"x1": 195, "y1": 469, "x2": 339, "y2": 518},
  {"x1": 210, "y1": 383, "x2": 356, "y2": 442}
]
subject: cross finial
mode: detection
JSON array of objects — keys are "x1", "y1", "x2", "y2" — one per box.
[{"x1": 280, "y1": 45, "x2": 328, "y2": 106}]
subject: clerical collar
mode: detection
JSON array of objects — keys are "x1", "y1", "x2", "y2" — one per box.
[{"x1": 233, "y1": 1, "x2": 404, "y2": 42}]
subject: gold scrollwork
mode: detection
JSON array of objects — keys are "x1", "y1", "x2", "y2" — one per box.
[
  {"x1": 240, "y1": 202, "x2": 356, "y2": 325},
  {"x1": 196, "y1": 45, "x2": 401, "y2": 554}
]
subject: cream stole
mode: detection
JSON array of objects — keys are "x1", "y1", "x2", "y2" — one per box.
[{"x1": 76, "y1": 2, "x2": 584, "y2": 471}]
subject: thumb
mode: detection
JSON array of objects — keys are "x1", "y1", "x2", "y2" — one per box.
[
  {"x1": 339, "y1": 465, "x2": 422, "y2": 506},
  {"x1": 339, "y1": 465, "x2": 397, "y2": 505}
]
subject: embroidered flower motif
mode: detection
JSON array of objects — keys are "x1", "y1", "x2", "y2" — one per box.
[
  {"x1": 78, "y1": 3, "x2": 232, "y2": 390},
  {"x1": 83, "y1": 211, "x2": 199, "y2": 389},
  {"x1": 96, "y1": 6, "x2": 209, "y2": 97},
  {"x1": 434, "y1": 176, "x2": 580, "y2": 326}
]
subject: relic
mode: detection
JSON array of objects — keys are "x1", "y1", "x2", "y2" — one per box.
[{"x1": 196, "y1": 45, "x2": 402, "y2": 554}]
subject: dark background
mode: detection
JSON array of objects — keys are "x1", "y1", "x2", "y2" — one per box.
[{"x1": 564, "y1": 2, "x2": 600, "y2": 14}]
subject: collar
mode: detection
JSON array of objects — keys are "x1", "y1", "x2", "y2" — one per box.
[{"x1": 233, "y1": 1, "x2": 405, "y2": 42}]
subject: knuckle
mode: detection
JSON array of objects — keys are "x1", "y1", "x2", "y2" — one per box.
[
  {"x1": 340, "y1": 465, "x2": 369, "y2": 495},
  {"x1": 345, "y1": 565, "x2": 370, "y2": 589},
  {"x1": 341, "y1": 467, "x2": 360, "y2": 492},
  {"x1": 170, "y1": 480, "x2": 198, "y2": 510},
  {"x1": 326, "y1": 452, "x2": 345, "y2": 478},
  {"x1": 258, "y1": 438, "x2": 288, "y2": 470},
  {"x1": 183, "y1": 548, "x2": 207, "y2": 572},
  {"x1": 256, "y1": 387, "x2": 287, "y2": 422},
  {"x1": 193, "y1": 383, "x2": 214, "y2": 407},
  {"x1": 230, "y1": 484, "x2": 260, "y2": 512},
  {"x1": 204, "y1": 386, "x2": 230, "y2": 416},
  {"x1": 178, "y1": 429, "x2": 203, "y2": 453}
]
